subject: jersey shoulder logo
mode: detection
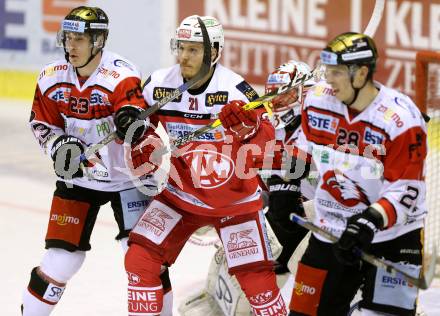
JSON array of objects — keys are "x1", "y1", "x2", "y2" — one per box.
[
  {"x1": 152, "y1": 87, "x2": 183, "y2": 103},
  {"x1": 236, "y1": 81, "x2": 258, "y2": 101}
]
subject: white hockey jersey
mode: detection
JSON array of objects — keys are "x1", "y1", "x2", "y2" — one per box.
[
  {"x1": 30, "y1": 50, "x2": 147, "y2": 191},
  {"x1": 143, "y1": 63, "x2": 273, "y2": 216},
  {"x1": 297, "y1": 81, "x2": 428, "y2": 243}
]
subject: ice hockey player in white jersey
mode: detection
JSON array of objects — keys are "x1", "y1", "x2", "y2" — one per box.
[
  {"x1": 22, "y1": 6, "x2": 151, "y2": 315},
  {"x1": 124, "y1": 15, "x2": 289, "y2": 315},
  {"x1": 289, "y1": 32, "x2": 428, "y2": 315}
]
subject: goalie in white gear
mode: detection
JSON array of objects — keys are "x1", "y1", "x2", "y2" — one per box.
[
  {"x1": 179, "y1": 60, "x2": 317, "y2": 315},
  {"x1": 262, "y1": 60, "x2": 316, "y2": 274}
]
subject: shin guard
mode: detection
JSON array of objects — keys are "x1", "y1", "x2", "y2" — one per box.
[{"x1": 22, "y1": 267, "x2": 66, "y2": 315}]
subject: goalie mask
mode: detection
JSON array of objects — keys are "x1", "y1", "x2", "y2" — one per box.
[
  {"x1": 56, "y1": 6, "x2": 109, "y2": 68},
  {"x1": 265, "y1": 60, "x2": 314, "y2": 129},
  {"x1": 170, "y1": 15, "x2": 224, "y2": 65}
]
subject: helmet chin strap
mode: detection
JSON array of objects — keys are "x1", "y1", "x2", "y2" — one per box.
[
  {"x1": 343, "y1": 65, "x2": 368, "y2": 107},
  {"x1": 63, "y1": 36, "x2": 104, "y2": 70},
  {"x1": 75, "y1": 47, "x2": 102, "y2": 69}
]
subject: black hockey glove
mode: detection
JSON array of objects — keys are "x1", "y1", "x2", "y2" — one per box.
[
  {"x1": 265, "y1": 175, "x2": 304, "y2": 233},
  {"x1": 50, "y1": 135, "x2": 86, "y2": 179},
  {"x1": 114, "y1": 105, "x2": 148, "y2": 143},
  {"x1": 334, "y1": 207, "x2": 385, "y2": 266}
]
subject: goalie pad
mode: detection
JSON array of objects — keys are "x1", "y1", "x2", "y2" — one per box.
[
  {"x1": 188, "y1": 225, "x2": 221, "y2": 247},
  {"x1": 178, "y1": 218, "x2": 287, "y2": 316},
  {"x1": 287, "y1": 231, "x2": 311, "y2": 279}
]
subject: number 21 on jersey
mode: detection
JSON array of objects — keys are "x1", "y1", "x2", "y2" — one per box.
[{"x1": 189, "y1": 97, "x2": 199, "y2": 111}]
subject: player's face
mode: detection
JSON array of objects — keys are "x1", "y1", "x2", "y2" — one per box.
[
  {"x1": 64, "y1": 32, "x2": 93, "y2": 67},
  {"x1": 177, "y1": 41, "x2": 204, "y2": 80},
  {"x1": 324, "y1": 65, "x2": 354, "y2": 103}
]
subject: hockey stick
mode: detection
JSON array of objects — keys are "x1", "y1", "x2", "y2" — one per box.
[
  {"x1": 79, "y1": 16, "x2": 212, "y2": 162},
  {"x1": 363, "y1": 0, "x2": 385, "y2": 37},
  {"x1": 171, "y1": 67, "x2": 323, "y2": 149},
  {"x1": 290, "y1": 213, "x2": 437, "y2": 290}
]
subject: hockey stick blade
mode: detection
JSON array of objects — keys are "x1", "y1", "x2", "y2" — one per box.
[
  {"x1": 80, "y1": 16, "x2": 212, "y2": 162},
  {"x1": 290, "y1": 213, "x2": 436, "y2": 290}
]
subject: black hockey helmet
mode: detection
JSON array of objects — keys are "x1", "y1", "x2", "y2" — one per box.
[
  {"x1": 320, "y1": 32, "x2": 378, "y2": 76},
  {"x1": 58, "y1": 6, "x2": 109, "y2": 49},
  {"x1": 57, "y1": 6, "x2": 109, "y2": 68}
]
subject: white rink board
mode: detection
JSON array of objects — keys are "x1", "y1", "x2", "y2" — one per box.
[
  {"x1": 0, "y1": 100, "x2": 439, "y2": 315},
  {"x1": 0, "y1": 0, "x2": 176, "y2": 76}
]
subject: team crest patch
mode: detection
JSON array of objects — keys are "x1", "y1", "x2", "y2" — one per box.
[
  {"x1": 179, "y1": 149, "x2": 234, "y2": 189},
  {"x1": 321, "y1": 170, "x2": 370, "y2": 207}
]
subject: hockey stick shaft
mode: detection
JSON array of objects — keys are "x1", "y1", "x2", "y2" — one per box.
[
  {"x1": 363, "y1": 0, "x2": 385, "y2": 37},
  {"x1": 171, "y1": 67, "x2": 321, "y2": 148},
  {"x1": 290, "y1": 213, "x2": 436, "y2": 289},
  {"x1": 80, "y1": 16, "x2": 212, "y2": 161}
]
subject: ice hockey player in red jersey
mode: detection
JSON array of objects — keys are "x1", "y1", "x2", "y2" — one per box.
[
  {"x1": 177, "y1": 60, "x2": 317, "y2": 316},
  {"x1": 289, "y1": 33, "x2": 428, "y2": 316},
  {"x1": 124, "y1": 15, "x2": 288, "y2": 316},
  {"x1": 22, "y1": 6, "x2": 151, "y2": 315}
]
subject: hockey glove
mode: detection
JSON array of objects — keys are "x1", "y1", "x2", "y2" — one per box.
[
  {"x1": 114, "y1": 105, "x2": 148, "y2": 143},
  {"x1": 265, "y1": 175, "x2": 309, "y2": 272},
  {"x1": 334, "y1": 207, "x2": 384, "y2": 266},
  {"x1": 50, "y1": 135, "x2": 86, "y2": 179},
  {"x1": 218, "y1": 100, "x2": 260, "y2": 142},
  {"x1": 266, "y1": 175, "x2": 304, "y2": 233},
  {"x1": 130, "y1": 135, "x2": 163, "y2": 176}
]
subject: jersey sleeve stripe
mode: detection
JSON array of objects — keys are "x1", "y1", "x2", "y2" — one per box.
[{"x1": 375, "y1": 198, "x2": 397, "y2": 228}]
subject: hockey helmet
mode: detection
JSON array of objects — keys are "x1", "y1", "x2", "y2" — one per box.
[
  {"x1": 171, "y1": 15, "x2": 224, "y2": 65},
  {"x1": 320, "y1": 32, "x2": 378, "y2": 75},
  {"x1": 57, "y1": 6, "x2": 109, "y2": 49},
  {"x1": 265, "y1": 60, "x2": 314, "y2": 129}
]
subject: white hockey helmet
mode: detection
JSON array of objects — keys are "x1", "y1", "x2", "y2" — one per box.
[
  {"x1": 171, "y1": 15, "x2": 224, "y2": 65},
  {"x1": 265, "y1": 60, "x2": 314, "y2": 129}
]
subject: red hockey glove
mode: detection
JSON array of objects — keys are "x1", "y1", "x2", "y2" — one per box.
[
  {"x1": 218, "y1": 100, "x2": 260, "y2": 142},
  {"x1": 130, "y1": 135, "x2": 163, "y2": 176}
]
